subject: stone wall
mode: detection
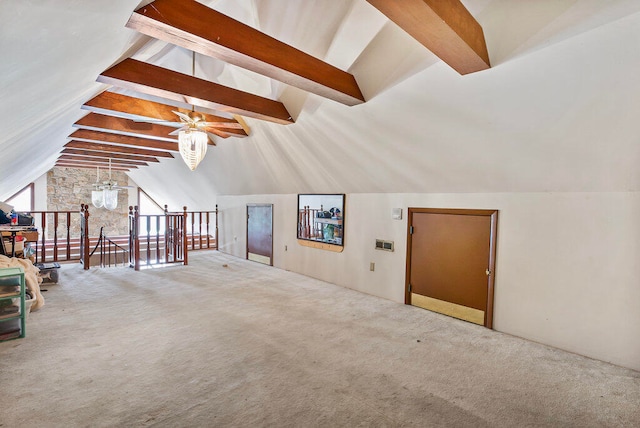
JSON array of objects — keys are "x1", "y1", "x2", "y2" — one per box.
[{"x1": 47, "y1": 167, "x2": 130, "y2": 237}]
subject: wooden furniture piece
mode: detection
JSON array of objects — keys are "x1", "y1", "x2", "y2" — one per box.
[
  {"x1": 0, "y1": 226, "x2": 39, "y2": 258},
  {"x1": 0, "y1": 267, "x2": 26, "y2": 341}
]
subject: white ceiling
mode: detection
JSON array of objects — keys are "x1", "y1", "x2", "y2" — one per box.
[{"x1": 2, "y1": 0, "x2": 640, "y2": 208}]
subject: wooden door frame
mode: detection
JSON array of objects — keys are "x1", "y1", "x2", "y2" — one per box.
[
  {"x1": 246, "y1": 203, "x2": 274, "y2": 266},
  {"x1": 405, "y1": 208, "x2": 498, "y2": 328}
]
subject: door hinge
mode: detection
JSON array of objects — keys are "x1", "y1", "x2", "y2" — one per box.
[
  {"x1": 409, "y1": 226, "x2": 414, "y2": 234},
  {"x1": 486, "y1": 269, "x2": 492, "y2": 276},
  {"x1": 408, "y1": 283, "x2": 412, "y2": 292}
]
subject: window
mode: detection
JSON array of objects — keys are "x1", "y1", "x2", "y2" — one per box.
[
  {"x1": 137, "y1": 188, "x2": 165, "y2": 237},
  {"x1": 5, "y1": 184, "x2": 34, "y2": 212}
]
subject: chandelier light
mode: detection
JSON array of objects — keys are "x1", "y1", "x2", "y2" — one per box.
[
  {"x1": 103, "y1": 188, "x2": 119, "y2": 210},
  {"x1": 179, "y1": 127, "x2": 208, "y2": 171},
  {"x1": 91, "y1": 166, "x2": 104, "y2": 209},
  {"x1": 90, "y1": 161, "x2": 121, "y2": 210},
  {"x1": 175, "y1": 51, "x2": 211, "y2": 171},
  {"x1": 91, "y1": 189, "x2": 104, "y2": 209}
]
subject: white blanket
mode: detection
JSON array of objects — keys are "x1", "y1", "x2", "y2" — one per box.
[{"x1": 0, "y1": 255, "x2": 44, "y2": 311}]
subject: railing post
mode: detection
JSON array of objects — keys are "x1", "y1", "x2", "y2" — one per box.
[
  {"x1": 134, "y1": 206, "x2": 140, "y2": 271},
  {"x1": 82, "y1": 204, "x2": 90, "y2": 270},
  {"x1": 155, "y1": 215, "x2": 161, "y2": 264},
  {"x1": 128, "y1": 206, "x2": 134, "y2": 268},
  {"x1": 39, "y1": 212, "x2": 46, "y2": 263},
  {"x1": 206, "y1": 211, "x2": 210, "y2": 249},
  {"x1": 191, "y1": 211, "x2": 195, "y2": 250},
  {"x1": 66, "y1": 212, "x2": 71, "y2": 261},
  {"x1": 53, "y1": 212, "x2": 59, "y2": 261},
  {"x1": 183, "y1": 206, "x2": 188, "y2": 265},
  {"x1": 164, "y1": 209, "x2": 170, "y2": 264},
  {"x1": 215, "y1": 204, "x2": 219, "y2": 250},
  {"x1": 198, "y1": 211, "x2": 202, "y2": 250}
]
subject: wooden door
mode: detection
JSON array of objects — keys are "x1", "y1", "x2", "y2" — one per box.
[
  {"x1": 406, "y1": 208, "x2": 497, "y2": 328},
  {"x1": 247, "y1": 204, "x2": 273, "y2": 266}
]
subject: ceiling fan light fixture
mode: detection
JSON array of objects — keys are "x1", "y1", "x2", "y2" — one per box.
[{"x1": 179, "y1": 128, "x2": 208, "y2": 171}]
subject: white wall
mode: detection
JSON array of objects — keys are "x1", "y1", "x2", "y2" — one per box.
[
  {"x1": 218, "y1": 191, "x2": 640, "y2": 372},
  {"x1": 33, "y1": 173, "x2": 48, "y2": 211}
]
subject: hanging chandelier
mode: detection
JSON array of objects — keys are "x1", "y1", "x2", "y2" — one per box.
[
  {"x1": 178, "y1": 125, "x2": 208, "y2": 171},
  {"x1": 176, "y1": 50, "x2": 210, "y2": 171},
  {"x1": 91, "y1": 188, "x2": 104, "y2": 209},
  {"x1": 91, "y1": 166, "x2": 105, "y2": 209},
  {"x1": 91, "y1": 161, "x2": 121, "y2": 210}
]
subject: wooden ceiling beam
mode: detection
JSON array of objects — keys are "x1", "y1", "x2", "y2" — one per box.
[
  {"x1": 55, "y1": 162, "x2": 133, "y2": 171},
  {"x1": 82, "y1": 92, "x2": 248, "y2": 138},
  {"x1": 58, "y1": 154, "x2": 148, "y2": 166},
  {"x1": 64, "y1": 141, "x2": 174, "y2": 158},
  {"x1": 59, "y1": 154, "x2": 148, "y2": 166},
  {"x1": 127, "y1": 0, "x2": 365, "y2": 106},
  {"x1": 69, "y1": 129, "x2": 179, "y2": 152},
  {"x1": 366, "y1": 0, "x2": 490, "y2": 75},
  {"x1": 74, "y1": 112, "x2": 178, "y2": 142},
  {"x1": 98, "y1": 59, "x2": 293, "y2": 125},
  {"x1": 62, "y1": 148, "x2": 160, "y2": 163},
  {"x1": 82, "y1": 91, "x2": 244, "y2": 129}
]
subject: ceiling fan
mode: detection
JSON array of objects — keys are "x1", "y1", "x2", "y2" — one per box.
[{"x1": 167, "y1": 110, "x2": 229, "y2": 145}]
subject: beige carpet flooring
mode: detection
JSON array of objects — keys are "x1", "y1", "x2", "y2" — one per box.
[{"x1": 1, "y1": 251, "x2": 639, "y2": 427}]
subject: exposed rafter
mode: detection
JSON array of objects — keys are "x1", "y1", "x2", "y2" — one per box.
[
  {"x1": 126, "y1": 0, "x2": 365, "y2": 106},
  {"x1": 55, "y1": 162, "x2": 133, "y2": 171},
  {"x1": 58, "y1": 154, "x2": 148, "y2": 167},
  {"x1": 62, "y1": 148, "x2": 160, "y2": 163},
  {"x1": 366, "y1": 0, "x2": 490, "y2": 75},
  {"x1": 82, "y1": 92, "x2": 246, "y2": 133},
  {"x1": 74, "y1": 112, "x2": 178, "y2": 142},
  {"x1": 64, "y1": 141, "x2": 174, "y2": 158},
  {"x1": 69, "y1": 129, "x2": 179, "y2": 152},
  {"x1": 98, "y1": 59, "x2": 294, "y2": 125}
]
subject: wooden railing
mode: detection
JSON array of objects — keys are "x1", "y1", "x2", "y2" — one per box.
[
  {"x1": 129, "y1": 206, "x2": 185, "y2": 270},
  {"x1": 165, "y1": 205, "x2": 218, "y2": 251},
  {"x1": 24, "y1": 206, "x2": 90, "y2": 268},
  {"x1": 128, "y1": 205, "x2": 218, "y2": 271},
  {"x1": 15, "y1": 204, "x2": 217, "y2": 271},
  {"x1": 88, "y1": 227, "x2": 129, "y2": 268}
]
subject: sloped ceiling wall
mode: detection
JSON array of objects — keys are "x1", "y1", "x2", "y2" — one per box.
[{"x1": 2, "y1": 1, "x2": 640, "y2": 207}]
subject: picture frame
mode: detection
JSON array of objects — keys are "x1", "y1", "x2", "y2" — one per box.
[{"x1": 297, "y1": 194, "x2": 345, "y2": 247}]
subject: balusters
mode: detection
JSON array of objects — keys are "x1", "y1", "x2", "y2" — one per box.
[{"x1": 65, "y1": 212, "x2": 71, "y2": 260}]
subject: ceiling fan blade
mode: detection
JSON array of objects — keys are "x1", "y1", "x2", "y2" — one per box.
[
  {"x1": 205, "y1": 127, "x2": 230, "y2": 139},
  {"x1": 169, "y1": 125, "x2": 191, "y2": 135},
  {"x1": 172, "y1": 111, "x2": 192, "y2": 123},
  {"x1": 206, "y1": 132, "x2": 218, "y2": 146},
  {"x1": 132, "y1": 118, "x2": 173, "y2": 124},
  {"x1": 233, "y1": 115, "x2": 251, "y2": 135}
]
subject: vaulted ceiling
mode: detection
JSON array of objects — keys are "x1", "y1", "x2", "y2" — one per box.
[{"x1": 2, "y1": 1, "x2": 640, "y2": 208}]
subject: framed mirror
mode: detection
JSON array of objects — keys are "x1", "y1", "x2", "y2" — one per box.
[{"x1": 297, "y1": 194, "x2": 345, "y2": 247}]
